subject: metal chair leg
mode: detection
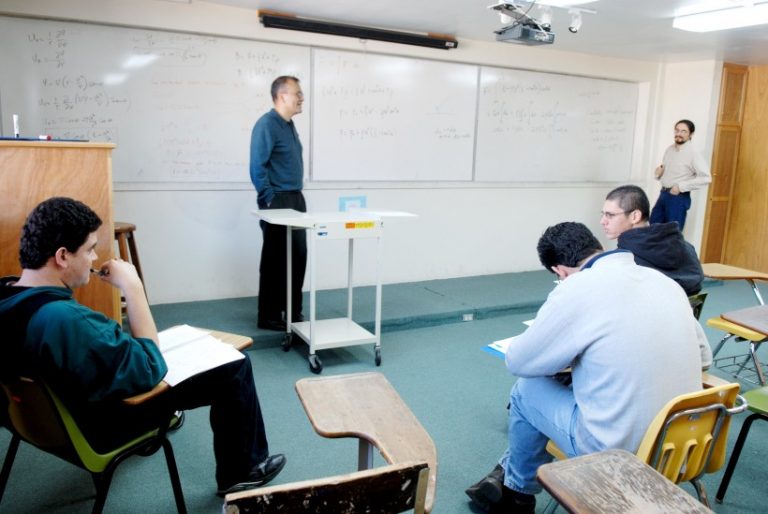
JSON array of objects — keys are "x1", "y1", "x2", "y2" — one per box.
[
  {"x1": 90, "y1": 470, "x2": 114, "y2": 514},
  {"x1": 691, "y1": 479, "x2": 710, "y2": 508},
  {"x1": 162, "y1": 439, "x2": 187, "y2": 514},
  {"x1": 716, "y1": 413, "x2": 767, "y2": 503},
  {"x1": 0, "y1": 435, "x2": 20, "y2": 504},
  {"x1": 749, "y1": 342, "x2": 766, "y2": 385},
  {"x1": 712, "y1": 333, "x2": 735, "y2": 358}
]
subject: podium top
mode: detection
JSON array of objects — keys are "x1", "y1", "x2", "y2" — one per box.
[{"x1": 252, "y1": 209, "x2": 415, "y2": 228}]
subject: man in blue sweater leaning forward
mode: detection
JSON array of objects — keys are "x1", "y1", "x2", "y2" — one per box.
[
  {"x1": 466, "y1": 222, "x2": 708, "y2": 513},
  {"x1": 250, "y1": 75, "x2": 307, "y2": 331},
  {"x1": 0, "y1": 197, "x2": 285, "y2": 497}
]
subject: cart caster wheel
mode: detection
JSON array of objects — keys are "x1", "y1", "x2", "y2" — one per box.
[
  {"x1": 375, "y1": 347, "x2": 382, "y2": 366},
  {"x1": 282, "y1": 334, "x2": 292, "y2": 352},
  {"x1": 309, "y1": 354, "x2": 323, "y2": 374}
]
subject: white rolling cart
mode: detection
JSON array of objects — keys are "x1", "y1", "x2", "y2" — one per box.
[{"x1": 253, "y1": 209, "x2": 414, "y2": 373}]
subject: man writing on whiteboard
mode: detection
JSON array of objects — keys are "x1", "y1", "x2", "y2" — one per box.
[
  {"x1": 250, "y1": 76, "x2": 307, "y2": 331},
  {"x1": 650, "y1": 119, "x2": 711, "y2": 231}
]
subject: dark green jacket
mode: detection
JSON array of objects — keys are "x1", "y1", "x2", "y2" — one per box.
[{"x1": 0, "y1": 277, "x2": 167, "y2": 416}]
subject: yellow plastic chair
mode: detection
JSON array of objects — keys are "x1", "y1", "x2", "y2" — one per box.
[
  {"x1": 707, "y1": 316, "x2": 767, "y2": 385},
  {"x1": 544, "y1": 383, "x2": 745, "y2": 510},
  {"x1": 0, "y1": 375, "x2": 186, "y2": 514},
  {"x1": 223, "y1": 460, "x2": 429, "y2": 514}
]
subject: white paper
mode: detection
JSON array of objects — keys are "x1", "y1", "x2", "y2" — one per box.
[
  {"x1": 158, "y1": 325, "x2": 245, "y2": 386},
  {"x1": 486, "y1": 335, "x2": 518, "y2": 356}
]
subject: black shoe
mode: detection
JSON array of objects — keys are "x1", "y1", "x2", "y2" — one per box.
[
  {"x1": 466, "y1": 465, "x2": 504, "y2": 512},
  {"x1": 168, "y1": 411, "x2": 185, "y2": 433},
  {"x1": 257, "y1": 318, "x2": 286, "y2": 331},
  {"x1": 491, "y1": 486, "x2": 535, "y2": 514},
  {"x1": 217, "y1": 454, "x2": 286, "y2": 497}
]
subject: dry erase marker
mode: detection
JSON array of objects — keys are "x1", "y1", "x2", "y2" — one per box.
[
  {"x1": 38, "y1": 135, "x2": 52, "y2": 140},
  {"x1": 13, "y1": 115, "x2": 20, "y2": 138}
]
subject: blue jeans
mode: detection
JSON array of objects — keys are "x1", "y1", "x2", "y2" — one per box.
[
  {"x1": 650, "y1": 190, "x2": 691, "y2": 230},
  {"x1": 499, "y1": 377, "x2": 601, "y2": 494}
]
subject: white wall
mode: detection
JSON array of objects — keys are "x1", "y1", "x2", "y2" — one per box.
[
  {"x1": 0, "y1": 0, "x2": 721, "y2": 304},
  {"x1": 650, "y1": 60, "x2": 722, "y2": 250}
]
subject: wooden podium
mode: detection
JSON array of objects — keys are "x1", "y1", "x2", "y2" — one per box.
[{"x1": 0, "y1": 141, "x2": 119, "y2": 321}]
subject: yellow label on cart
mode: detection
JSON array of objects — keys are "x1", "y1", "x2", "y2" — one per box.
[{"x1": 345, "y1": 221, "x2": 375, "y2": 229}]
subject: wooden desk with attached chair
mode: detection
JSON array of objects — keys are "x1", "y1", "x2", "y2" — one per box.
[
  {"x1": 223, "y1": 371, "x2": 437, "y2": 513},
  {"x1": 542, "y1": 383, "x2": 745, "y2": 512},
  {"x1": 703, "y1": 263, "x2": 768, "y2": 385}
]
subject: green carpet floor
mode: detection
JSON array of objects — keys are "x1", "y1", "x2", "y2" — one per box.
[{"x1": 1, "y1": 272, "x2": 766, "y2": 513}]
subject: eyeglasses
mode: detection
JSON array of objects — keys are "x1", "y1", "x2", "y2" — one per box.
[{"x1": 600, "y1": 210, "x2": 629, "y2": 220}]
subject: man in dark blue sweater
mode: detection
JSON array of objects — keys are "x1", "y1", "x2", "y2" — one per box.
[
  {"x1": 250, "y1": 75, "x2": 307, "y2": 331},
  {"x1": 600, "y1": 184, "x2": 704, "y2": 296}
]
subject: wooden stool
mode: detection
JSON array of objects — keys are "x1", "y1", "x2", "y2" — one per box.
[
  {"x1": 113, "y1": 222, "x2": 144, "y2": 282},
  {"x1": 114, "y1": 222, "x2": 146, "y2": 313}
]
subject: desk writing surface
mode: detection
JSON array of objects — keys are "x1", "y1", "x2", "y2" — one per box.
[
  {"x1": 721, "y1": 305, "x2": 768, "y2": 336},
  {"x1": 252, "y1": 209, "x2": 415, "y2": 227},
  {"x1": 295, "y1": 372, "x2": 437, "y2": 512},
  {"x1": 537, "y1": 449, "x2": 713, "y2": 514},
  {"x1": 702, "y1": 263, "x2": 768, "y2": 281}
]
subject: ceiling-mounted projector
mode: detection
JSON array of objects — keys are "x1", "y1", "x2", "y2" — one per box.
[
  {"x1": 488, "y1": 2, "x2": 555, "y2": 45},
  {"x1": 495, "y1": 23, "x2": 555, "y2": 45}
]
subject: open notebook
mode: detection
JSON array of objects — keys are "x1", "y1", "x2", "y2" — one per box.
[
  {"x1": 158, "y1": 325, "x2": 245, "y2": 386},
  {"x1": 484, "y1": 319, "x2": 533, "y2": 359}
]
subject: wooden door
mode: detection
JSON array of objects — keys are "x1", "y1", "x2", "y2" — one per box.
[
  {"x1": 701, "y1": 64, "x2": 747, "y2": 263},
  {"x1": 722, "y1": 65, "x2": 768, "y2": 270}
]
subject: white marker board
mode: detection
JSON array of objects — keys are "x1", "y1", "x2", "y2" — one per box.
[
  {"x1": 0, "y1": 16, "x2": 310, "y2": 183},
  {"x1": 475, "y1": 66, "x2": 638, "y2": 182},
  {"x1": 0, "y1": 15, "x2": 641, "y2": 185},
  {"x1": 311, "y1": 49, "x2": 478, "y2": 181}
]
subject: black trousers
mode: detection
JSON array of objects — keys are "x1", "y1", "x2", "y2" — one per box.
[
  {"x1": 85, "y1": 357, "x2": 269, "y2": 490},
  {"x1": 258, "y1": 191, "x2": 307, "y2": 322}
]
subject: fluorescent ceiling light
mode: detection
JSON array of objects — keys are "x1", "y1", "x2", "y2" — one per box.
[
  {"x1": 674, "y1": 1, "x2": 768, "y2": 32},
  {"x1": 536, "y1": 0, "x2": 598, "y2": 7}
]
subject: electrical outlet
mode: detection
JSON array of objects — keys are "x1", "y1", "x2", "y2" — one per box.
[{"x1": 462, "y1": 313, "x2": 474, "y2": 322}]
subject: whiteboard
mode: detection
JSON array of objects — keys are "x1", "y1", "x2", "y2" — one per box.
[
  {"x1": 475, "y1": 66, "x2": 638, "y2": 182},
  {"x1": 0, "y1": 15, "x2": 642, "y2": 185},
  {"x1": 311, "y1": 49, "x2": 478, "y2": 181},
  {"x1": 0, "y1": 17, "x2": 310, "y2": 183}
]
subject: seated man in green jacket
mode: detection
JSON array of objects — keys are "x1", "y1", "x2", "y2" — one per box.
[{"x1": 0, "y1": 197, "x2": 284, "y2": 496}]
